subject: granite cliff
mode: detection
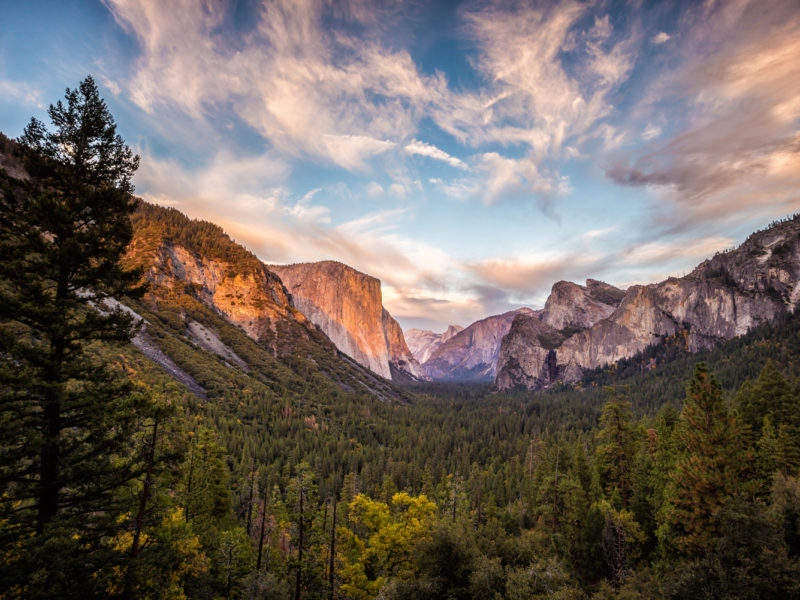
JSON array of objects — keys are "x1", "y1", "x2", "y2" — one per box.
[
  {"x1": 423, "y1": 308, "x2": 537, "y2": 380},
  {"x1": 405, "y1": 325, "x2": 464, "y2": 364},
  {"x1": 496, "y1": 216, "x2": 800, "y2": 390},
  {"x1": 270, "y1": 261, "x2": 426, "y2": 381}
]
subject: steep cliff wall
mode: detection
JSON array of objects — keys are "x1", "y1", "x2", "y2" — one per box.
[
  {"x1": 270, "y1": 262, "x2": 392, "y2": 378},
  {"x1": 150, "y1": 243, "x2": 298, "y2": 340},
  {"x1": 270, "y1": 261, "x2": 426, "y2": 381},
  {"x1": 423, "y1": 308, "x2": 538, "y2": 380},
  {"x1": 496, "y1": 217, "x2": 800, "y2": 390}
]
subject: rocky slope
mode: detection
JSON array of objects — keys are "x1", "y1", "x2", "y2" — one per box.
[
  {"x1": 405, "y1": 325, "x2": 464, "y2": 364},
  {"x1": 496, "y1": 216, "x2": 800, "y2": 390},
  {"x1": 423, "y1": 308, "x2": 538, "y2": 380},
  {"x1": 270, "y1": 261, "x2": 426, "y2": 381}
]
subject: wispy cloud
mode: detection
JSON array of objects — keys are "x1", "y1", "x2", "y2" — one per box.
[
  {"x1": 105, "y1": 0, "x2": 639, "y2": 209},
  {"x1": 606, "y1": 0, "x2": 800, "y2": 232},
  {"x1": 403, "y1": 139, "x2": 467, "y2": 169},
  {"x1": 0, "y1": 79, "x2": 43, "y2": 108},
  {"x1": 105, "y1": 0, "x2": 444, "y2": 169},
  {"x1": 652, "y1": 32, "x2": 670, "y2": 45}
]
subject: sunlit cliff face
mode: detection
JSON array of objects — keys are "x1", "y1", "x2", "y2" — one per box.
[{"x1": 270, "y1": 261, "x2": 424, "y2": 381}]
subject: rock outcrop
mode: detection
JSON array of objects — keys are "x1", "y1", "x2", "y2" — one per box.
[
  {"x1": 270, "y1": 261, "x2": 426, "y2": 381},
  {"x1": 423, "y1": 308, "x2": 538, "y2": 380},
  {"x1": 149, "y1": 243, "x2": 298, "y2": 340},
  {"x1": 405, "y1": 325, "x2": 464, "y2": 364},
  {"x1": 496, "y1": 216, "x2": 800, "y2": 390}
]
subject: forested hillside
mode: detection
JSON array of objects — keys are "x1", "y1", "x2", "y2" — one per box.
[{"x1": 2, "y1": 80, "x2": 800, "y2": 600}]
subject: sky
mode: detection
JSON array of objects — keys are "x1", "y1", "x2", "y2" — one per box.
[{"x1": 1, "y1": 0, "x2": 799, "y2": 332}]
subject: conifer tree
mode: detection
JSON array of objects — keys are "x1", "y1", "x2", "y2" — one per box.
[
  {"x1": 737, "y1": 361, "x2": 796, "y2": 440},
  {"x1": 662, "y1": 363, "x2": 749, "y2": 557},
  {"x1": 0, "y1": 76, "x2": 149, "y2": 597},
  {"x1": 596, "y1": 387, "x2": 637, "y2": 507}
]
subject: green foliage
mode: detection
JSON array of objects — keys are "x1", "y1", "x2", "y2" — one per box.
[
  {"x1": 661, "y1": 364, "x2": 750, "y2": 558},
  {"x1": 596, "y1": 388, "x2": 637, "y2": 507},
  {"x1": 662, "y1": 496, "x2": 800, "y2": 600},
  {"x1": 337, "y1": 491, "x2": 436, "y2": 597}
]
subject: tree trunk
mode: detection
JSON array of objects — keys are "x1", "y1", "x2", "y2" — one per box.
[
  {"x1": 552, "y1": 447, "x2": 560, "y2": 531},
  {"x1": 123, "y1": 418, "x2": 159, "y2": 600},
  {"x1": 184, "y1": 437, "x2": 196, "y2": 520},
  {"x1": 256, "y1": 490, "x2": 268, "y2": 570},
  {"x1": 37, "y1": 388, "x2": 61, "y2": 532},
  {"x1": 328, "y1": 495, "x2": 337, "y2": 600},
  {"x1": 36, "y1": 336, "x2": 65, "y2": 533},
  {"x1": 246, "y1": 463, "x2": 255, "y2": 535},
  {"x1": 295, "y1": 479, "x2": 304, "y2": 600}
]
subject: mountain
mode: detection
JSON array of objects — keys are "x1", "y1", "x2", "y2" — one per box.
[
  {"x1": 496, "y1": 216, "x2": 800, "y2": 390},
  {"x1": 405, "y1": 325, "x2": 464, "y2": 364},
  {"x1": 269, "y1": 261, "x2": 426, "y2": 381},
  {"x1": 124, "y1": 202, "x2": 409, "y2": 400},
  {"x1": 422, "y1": 308, "x2": 537, "y2": 381}
]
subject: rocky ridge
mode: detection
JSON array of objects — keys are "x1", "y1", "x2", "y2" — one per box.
[
  {"x1": 125, "y1": 203, "x2": 408, "y2": 401},
  {"x1": 496, "y1": 216, "x2": 800, "y2": 390}
]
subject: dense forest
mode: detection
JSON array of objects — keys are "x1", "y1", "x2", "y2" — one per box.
[{"x1": 2, "y1": 79, "x2": 800, "y2": 600}]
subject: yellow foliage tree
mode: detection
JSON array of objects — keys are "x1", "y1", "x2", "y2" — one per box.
[{"x1": 335, "y1": 492, "x2": 436, "y2": 599}]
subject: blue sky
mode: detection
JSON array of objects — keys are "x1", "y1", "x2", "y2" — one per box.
[{"x1": 2, "y1": 0, "x2": 799, "y2": 331}]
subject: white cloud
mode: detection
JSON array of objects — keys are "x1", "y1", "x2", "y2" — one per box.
[
  {"x1": 608, "y1": 0, "x2": 800, "y2": 231},
  {"x1": 652, "y1": 32, "x2": 671, "y2": 45},
  {"x1": 0, "y1": 79, "x2": 43, "y2": 108},
  {"x1": 475, "y1": 152, "x2": 570, "y2": 207},
  {"x1": 105, "y1": 0, "x2": 440, "y2": 168},
  {"x1": 642, "y1": 124, "x2": 661, "y2": 141},
  {"x1": 106, "y1": 0, "x2": 638, "y2": 210},
  {"x1": 320, "y1": 134, "x2": 395, "y2": 170},
  {"x1": 366, "y1": 182, "x2": 384, "y2": 197},
  {"x1": 403, "y1": 139, "x2": 467, "y2": 169}
]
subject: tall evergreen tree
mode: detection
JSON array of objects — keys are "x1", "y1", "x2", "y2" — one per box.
[
  {"x1": 0, "y1": 76, "x2": 148, "y2": 597},
  {"x1": 596, "y1": 386, "x2": 637, "y2": 508},
  {"x1": 662, "y1": 364, "x2": 750, "y2": 558},
  {"x1": 736, "y1": 361, "x2": 796, "y2": 439}
]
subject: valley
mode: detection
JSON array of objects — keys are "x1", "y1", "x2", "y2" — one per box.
[{"x1": 3, "y1": 1, "x2": 800, "y2": 596}]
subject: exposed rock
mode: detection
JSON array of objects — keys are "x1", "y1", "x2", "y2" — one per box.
[
  {"x1": 187, "y1": 320, "x2": 249, "y2": 371},
  {"x1": 423, "y1": 308, "x2": 538, "y2": 380},
  {"x1": 149, "y1": 243, "x2": 298, "y2": 341},
  {"x1": 132, "y1": 330, "x2": 207, "y2": 399},
  {"x1": 542, "y1": 279, "x2": 624, "y2": 330},
  {"x1": 496, "y1": 217, "x2": 800, "y2": 390},
  {"x1": 99, "y1": 296, "x2": 208, "y2": 397},
  {"x1": 270, "y1": 261, "x2": 426, "y2": 381},
  {"x1": 382, "y1": 309, "x2": 427, "y2": 381},
  {"x1": 405, "y1": 325, "x2": 464, "y2": 364}
]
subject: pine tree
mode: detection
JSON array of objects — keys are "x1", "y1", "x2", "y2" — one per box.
[
  {"x1": 737, "y1": 361, "x2": 795, "y2": 439},
  {"x1": 662, "y1": 364, "x2": 750, "y2": 557},
  {"x1": 0, "y1": 76, "x2": 150, "y2": 597},
  {"x1": 596, "y1": 387, "x2": 637, "y2": 508}
]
